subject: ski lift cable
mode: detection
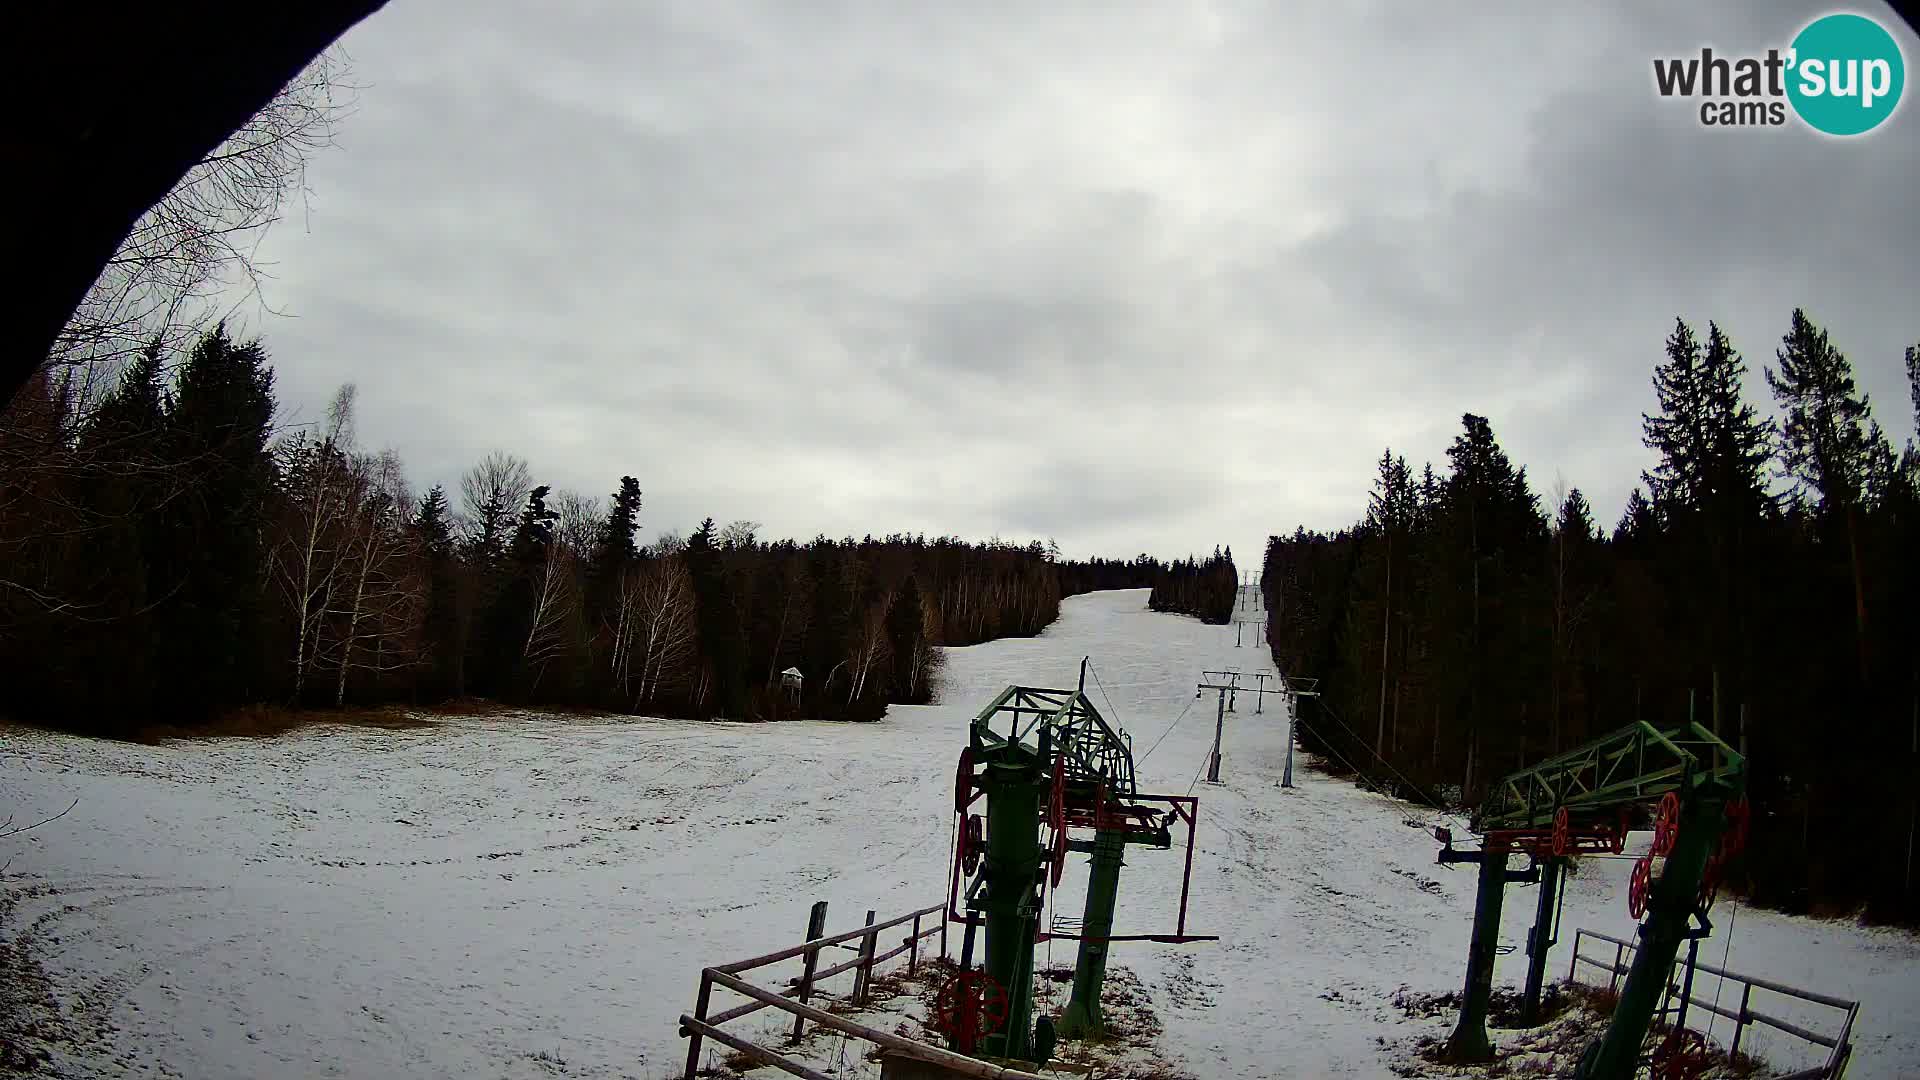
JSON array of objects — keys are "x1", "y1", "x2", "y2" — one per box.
[
  {"x1": 1185, "y1": 747, "x2": 1211, "y2": 796},
  {"x1": 1137, "y1": 694, "x2": 1197, "y2": 766},
  {"x1": 1307, "y1": 695, "x2": 1465, "y2": 821},
  {"x1": 1291, "y1": 719, "x2": 1387, "y2": 797},
  {"x1": 1087, "y1": 660, "x2": 1125, "y2": 731},
  {"x1": 1708, "y1": 898, "x2": 1739, "y2": 1045}
]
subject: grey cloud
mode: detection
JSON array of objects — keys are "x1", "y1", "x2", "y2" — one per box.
[{"x1": 234, "y1": 0, "x2": 1920, "y2": 563}]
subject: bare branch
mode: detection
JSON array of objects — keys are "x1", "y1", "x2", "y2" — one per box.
[{"x1": 1, "y1": 798, "x2": 79, "y2": 839}]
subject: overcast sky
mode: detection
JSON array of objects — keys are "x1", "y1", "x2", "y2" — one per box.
[{"x1": 232, "y1": 1, "x2": 1920, "y2": 566}]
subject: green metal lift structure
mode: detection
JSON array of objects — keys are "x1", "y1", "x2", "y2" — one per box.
[
  {"x1": 941, "y1": 666, "x2": 1214, "y2": 1064},
  {"x1": 1434, "y1": 720, "x2": 1749, "y2": 1079}
]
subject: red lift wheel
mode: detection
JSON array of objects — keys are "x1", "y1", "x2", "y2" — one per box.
[
  {"x1": 1047, "y1": 757, "x2": 1068, "y2": 887},
  {"x1": 1722, "y1": 796, "x2": 1751, "y2": 859},
  {"x1": 1628, "y1": 855, "x2": 1654, "y2": 920},
  {"x1": 1697, "y1": 851, "x2": 1723, "y2": 913},
  {"x1": 954, "y1": 747, "x2": 975, "y2": 815},
  {"x1": 959, "y1": 813, "x2": 984, "y2": 877},
  {"x1": 1653, "y1": 792, "x2": 1681, "y2": 857},
  {"x1": 1651, "y1": 1026, "x2": 1714, "y2": 1080},
  {"x1": 934, "y1": 970, "x2": 1008, "y2": 1053},
  {"x1": 1552, "y1": 806, "x2": 1571, "y2": 857},
  {"x1": 1049, "y1": 818, "x2": 1068, "y2": 887}
]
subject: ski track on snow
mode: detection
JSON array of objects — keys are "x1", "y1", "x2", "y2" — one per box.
[{"x1": 1, "y1": 589, "x2": 1916, "y2": 1078}]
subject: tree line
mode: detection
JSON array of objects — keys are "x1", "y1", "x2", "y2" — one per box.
[
  {"x1": 0, "y1": 326, "x2": 1186, "y2": 734},
  {"x1": 1264, "y1": 309, "x2": 1920, "y2": 925},
  {"x1": 1147, "y1": 548, "x2": 1239, "y2": 624}
]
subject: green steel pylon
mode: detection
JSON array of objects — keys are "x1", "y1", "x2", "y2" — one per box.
[
  {"x1": 1576, "y1": 795, "x2": 1726, "y2": 1079},
  {"x1": 971, "y1": 735, "x2": 1048, "y2": 1062},
  {"x1": 1520, "y1": 856, "x2": 1563, "y2": 1027},
  {"x1": 1438, "y1": 845, "x2": 1539, "y2": 1061},
  {"x1": 1057, "y1": 824, "x2": 1126, "y2": 1037},
  {"x1": 1444, "y1": 719, "x2": 1745, "y2": 1080},
  {"x1": 955, "y1": 677, "x2": 1207, "y2": 1064}
]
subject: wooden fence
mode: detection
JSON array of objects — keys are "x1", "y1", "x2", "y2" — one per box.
[
  {"x1": 1567, "y1": 927, "x2": 1859, "y2": 1079},
  {"x1": 678, "y1": 900, "x2": 1051, "y2": 1080}
]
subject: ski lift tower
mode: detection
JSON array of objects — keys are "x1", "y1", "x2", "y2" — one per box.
[
  {"x1": 1432, "y1": 720, "x2": 1748, "y2": 1078},
  {"x1": 943, "y1": 660, "x2": 1215, "y2": 1064}
]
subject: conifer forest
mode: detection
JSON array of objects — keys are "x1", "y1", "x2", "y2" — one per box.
[
  {"x1": 1264, "y1": 312, "x2": 1920, "y2": 926},
  {"x1": 0, "y1": 328, "x2": 1188, "y2": 732}
]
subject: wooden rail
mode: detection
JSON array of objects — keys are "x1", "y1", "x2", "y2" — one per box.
[
  {"x1": 1568, "y1": 928, "x2": 1859, "y2": 1078},
  {"x1": 682, "y1": 900, "x2": 1023, "y2": 1080}
]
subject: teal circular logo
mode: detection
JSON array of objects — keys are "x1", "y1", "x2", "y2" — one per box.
[{"x1": 1787, "y1": 13, "x2": 1905, "y2": 136}]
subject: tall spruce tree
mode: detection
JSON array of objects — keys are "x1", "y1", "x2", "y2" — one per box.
[
  {"x1": 1767, "y1": 310, "x2": 1877, "y2": 681},
  {"x1": 684, "y1": 517, "x2": 746, "y2": 717},
  {"x1": 151, "y1": 325, "x2": 277, "y2": 718},
  {"x1": 1641, "y1": 318, "x2": 1773, "y2": 724},
  {"x1": 1767, "y1": 310, "x2": 1877, "y2": 512},
  {"x1": 413, "y1": 485, "x2": 463, "y2": 699},
  {"x1": 1440, "y1": 413, "x2": 1543, "y2": 793}
]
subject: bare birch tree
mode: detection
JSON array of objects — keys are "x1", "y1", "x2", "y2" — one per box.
[
  {"x1": 719, "y1": 520, "x2": 762, "y2": 550},
  {"x1": 50, "y1": 55, "x2": 357, "y2": 421},
  {"x1": 551, "y1": 489, "x2": 603, "y2": 562},
  {"x1": 329, "y1": 450, "x2": 420, "y2": 706},
  {"x1": 846, "y1": 597, "x2": 891, "y2": 704},
  {"x1": 267, "y1": 385, "x2": 356, "y2": 701},
  {"x1": 520, "y1": 542, "x2": 579, "y2": 692},
  {"x1": 631, "y1": 556, "x2": 698, "y2": 705},
  {"x1": 459, "y1": 451, "x2": 532, "y2": 560}
]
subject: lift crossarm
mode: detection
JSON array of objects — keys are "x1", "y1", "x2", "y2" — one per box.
[
  {"x1": 1475, "y1": 721, "x2": 1745, "y2": 831},
  {"x1": 971, "y1": 684, "x2": 1138, "y2": 800}
]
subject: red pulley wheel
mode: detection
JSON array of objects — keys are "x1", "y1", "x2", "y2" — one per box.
[
  {"x1": 1651, "y1": 1026, "x2": 1713, "y2": 1080},
  {"x1": 1722, "y1": 796, "x2": 1751, "y2": 859},
  {"x1": 1628, "y1": 854, "x2": 1654, "y2": 920},
  {"x1": 1050, "y1": 813, "x2": 1068, "y2": 887},
  {"x1": 934, "y1": 970, "x2": 1008, "y2": 1054},
  {"x1": 1552, "y1": 806, "x2": 1571, "y2": 857},
  {"x1": 959, "y1": 813, "x2": 984, "y2": 876},
  {"x1": 1048, "y1": 756, "x2": 1068, "y2": 887},
  {"x1": 1653, "y1": 791, "x2": 1681, "y2": 857},
  {"x1": 1696, "y1": 851, "x2": 1723, "y2": 912},
  {"x1": 954, "y1": 746, "x2": 974, "y2": 815}
]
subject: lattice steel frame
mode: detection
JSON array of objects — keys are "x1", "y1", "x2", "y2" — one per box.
[{"x1": 1475, "y1": 720, "x2": 1746, "y2": 831}]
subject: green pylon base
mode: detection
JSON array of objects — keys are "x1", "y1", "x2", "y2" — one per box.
[{"x1": 1057, "y1": 827, "x2": 1127, "y2": 1039}]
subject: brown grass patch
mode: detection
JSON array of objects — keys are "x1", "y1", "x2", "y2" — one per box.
[{"x1": 132, "y1": 702, "x2": 438, "y2": 743}]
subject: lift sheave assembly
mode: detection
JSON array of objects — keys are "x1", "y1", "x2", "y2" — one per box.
[
  {"x1": 938, "y1": 673, "x2": 1214, "y2": 1065},
  {"x1": 1436, "y1": 719, "x2": 1750, "y2": 1080}
]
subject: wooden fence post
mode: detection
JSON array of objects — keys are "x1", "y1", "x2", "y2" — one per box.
[
  {"x1": 790, "y1": 900, "x2": 829, "y2": 1042},
  {"x1": 908, "y1": 912, "x2": 922, "y2": 974},
  {"x1": 852, "y1": 909, "x2": 878, "y2": 1006},
  {"x1": 1730, "y1": 983, "x2": 1753, "y2": 1061},
  {"x1": 683, "y1": 970, "x2": 714, "y2": 1080}
]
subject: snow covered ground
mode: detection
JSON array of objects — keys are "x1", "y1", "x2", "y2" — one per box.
[{"x1": 1, "y1": 588, "x2": 1915, "y2": 1078}]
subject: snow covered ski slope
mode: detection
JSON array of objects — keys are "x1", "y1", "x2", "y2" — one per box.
[{"x1": 2, "y1": 589, "x2": 1916, "y2": 1078}]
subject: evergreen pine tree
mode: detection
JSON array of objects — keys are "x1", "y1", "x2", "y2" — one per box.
[
  {"x1": 150, "y1": 324, "x2": 277, "y2": 718},
  {"x1": 684, "y1": 517, "x2": 746, "y2": 717},
  {"x1": 1766, "y1": 310, "x2": 1877, "y2": 680},
  {"x1": 1767, "y1": 309, "x2": 1876, "y2": 512},
  {"x1": 1613, "y1": 487, "x2": 1657, "y2": 545},
  {"x1": 413, "y1": 485, "x2": 463, "y2": 699}
]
